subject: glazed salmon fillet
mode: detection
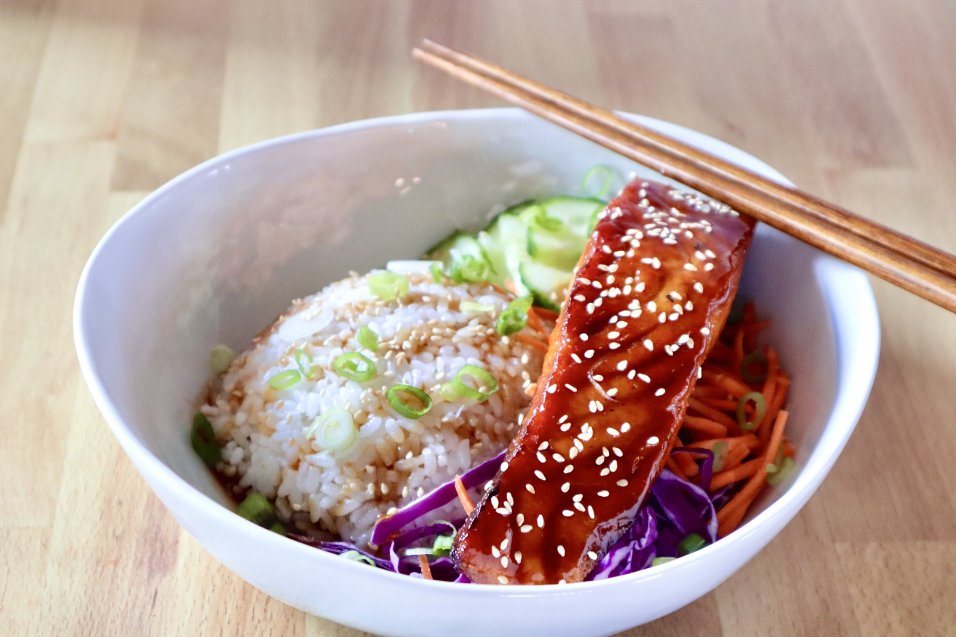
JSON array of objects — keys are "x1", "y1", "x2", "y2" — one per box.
[{"x1": 453, "y1": 179, "x2": 755, "y2": 584}]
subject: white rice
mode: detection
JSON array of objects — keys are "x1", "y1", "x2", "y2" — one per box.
[{"x1": 202, "y1": 271, "x2": 544, "y2": 544}]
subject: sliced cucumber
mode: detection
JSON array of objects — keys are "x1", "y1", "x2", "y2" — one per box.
[
  {"x1": 426, "y1": 232, "x2": 494, "y2": 283},
  {"x1": 478, "y1": 210, "x2": 532, "y2": 296},
  {"x1": 538, "y1": 196, "x2": 605, "y2": 237},
  {"x1": 519, "y1": 260, "x2": 572, "y2": 312}
]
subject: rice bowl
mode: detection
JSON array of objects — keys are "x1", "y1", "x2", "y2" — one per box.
[{"x1": 73, "y1": 108, "x2": 879, "y2": 636}]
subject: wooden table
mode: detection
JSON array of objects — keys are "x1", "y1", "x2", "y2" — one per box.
[{"x1": 3, "y1": 1, "x2": 954, "y2": 635}]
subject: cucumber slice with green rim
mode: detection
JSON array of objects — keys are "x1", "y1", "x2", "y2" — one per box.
[
  {"x1": 479, "y1": 210, "x2": 532, "y2": 296},
  {"x1": 519, "y1": 260, "x2": 573, "y2": 312}
]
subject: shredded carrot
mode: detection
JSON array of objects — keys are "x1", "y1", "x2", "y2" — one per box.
[
  {"x1": 531, "y1": 305, "x2": 559, "y2": 322},
  {"x1": 702, "y1": 371, "x2": 752, "y2": 398},
  {"x1": 687, "y1": 398, "x2": 738, "y2": 429},
  {"x1": 682, "y1": 415, "x2": 728, "y2": 438},
  {"x1": 418, "y1": 554, "x2": 434, "y2": 580},
  {"x1": 717, "y1": 410, "x2": 789, "y2": 536},
  {"x1": 672, "y1": 451, "x2": 699, "y2": 477},
  {"x1": 732, "y1": 328, "x2": 745, "y2": 372},
  {"x1": 717, "y1": 442, "x2": 751, "y2": 472},
  {"x1": 691, "y1": 434, "x2": 759, "y2": 454},
  {"x1": 514, "y1": 332, "x2": 548, "y2": 352},
  {"x1": 667, "y1": 457, "x2": 689, "y2": 481},
  {"x1": 525, "y1": 305, "x2": 547, "y2": 335},
  {"x1": 454, "y1": 475, "x2": 475, "y2": 515},
  {"x1": 710, "y1": 458, "x2": 764, "y2": 490}
]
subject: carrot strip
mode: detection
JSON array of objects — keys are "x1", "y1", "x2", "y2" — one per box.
[
  {"x1": 760, "y1": 376, "x2": 790, "y2": 446},
  {"x1": 732, "y1": 328, "x2": 745, "y2": 371},
  {"x1": 682, "y1": 415, "x2": 728, "y2": 438},
  {"x1": 688, "y1": 398, "x2": 738, "y2": 429},
  {"x1": 698, "y1": 398, "x2": 739, "y2": 412},
  {"x1": 702, "y1": 371, "x2": 752, "y2": 398},
  {"x1": 454, "y1": 475, "x2": 475, "y2": 515},
  {"x1": 531, "y1": 305, "x2": 559, "y2": 322},
  {"x1": 418, "y1": 554, "x2": 434, "y2": 580},
  {"x1": 667, "y1": 457, "x2": 689, "y2": 481},
  {"x1": 672, "y1": 451, "x2": 699, "y2": 477},
  {"x1": 710, "y1": 458, "x2": 764, "y2": 490},
  {"x1": 525, "y1": 305, "x2": 547, "y2": 334},
  {"x1": 717, "y1": 411, "x2": 789, "y2": 536},
  {"x1": 717, "y1": 443, "x2": 751, "y2": 472},
  {"x1": 691, "y1": 434, "x2": 759, "y2": 454},
  {"x1": 514, "y1": 332, "x2": 548, "y2": 352}
]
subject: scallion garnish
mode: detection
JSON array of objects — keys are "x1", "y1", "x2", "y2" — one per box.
[
  {"x1": 580, "y1": 164, "x2": 615, "y2": 199},
  {"x1": 190, "y1": 412, "x2": 220, "y2": 468},
  {"x1": 269, "y1": 521, "x2": 287, "y2": 535},
  {"x1": 368, "y1": 271, "x2": 410, "y2": 301},
  {"x1": 767, "y1": 456, "x2": 797, "y2": 486},
  {"x1": 496, "y1": 295, "x2": 533, "y2": 336},
  {"x1": 460, "y1": 301, "x2": 494, "y2": 314},
  {"x1": 736, "y1": 391, "x2": 767, "y2": 431},
  {"x1": 332, "y1": 352, "x2": 376, "y2": 382},
  {"x1": 341, "y1": 550, "x2": 376, "y2": 566},
  {"x1": 208, "y1": 344, "x2": 235, "y2": 374},
  {"x1": 295, "y1": 349, "x2": 314, "y2": 378},
  {"x1": 711, "y1": 440, "x2": 729, "y2": 472},
  {"x1": 307, "y1": 408, "x2": 358, "y2": 452},
  {"x1": 445, "y1": 364, "x2": 499, "y2": 402},
  {"x1": 357, "y1": 326, "x2": 380, "y2": 353},
  {"x1": 432, "y1": 534, "x2": 455, "y2": 556},
  {"x1": 430, "y1": 262, "x2": 444, "y2": 283},
  {"x1": 677, "y1": 532, "x2": 708, "y2": 555},
  {"x1": 740, "y1": 351, "x2": 769, "y2": 384},
  {"x1": 448, "y1": 253, "x2": 490, "y2": 284},
  {"x1": 386, "y1": 384, "x2": 432, "y2": 419},
  {"x1": 651, "y1": 556, "x2": 676, "y2": 567},
  {"x1": 237, "y1": 492, "x2": 276, "y2": 527},
  {"x1": 268, "y1": 369, "x2": 302, "y2": 390}
]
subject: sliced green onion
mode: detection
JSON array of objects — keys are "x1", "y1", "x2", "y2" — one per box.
[
  {"x1": 767, "y1": 456, "x2": 797, "y2": 486},
  {"x1": 446, "y1": 364, "x2": 499, "y2": 402},
  {"x1": 268, "y1": 369, "x2": 301, "y2": 390},
  {"x1": 357, "y1": 326, "x2": 380, "y2": 353},
  {"x1": 307, "y1": 408, "x2": 358, "y2": 452},
  {"x1": 461, "y1": 301, "x2": 494, "y2": 314},
  {"x1": 736, "y1": 391, "x2": 767, "y2": 431},
  {"x1": 677, "y1": 532, "x2": 708, "y2": 555},
  {"x1": 651, "y1": 556, "x2": 676, "y2": 567},
  {"x1": 333, "y1": 352, "x2": 376, "y2": 382},
  {"x1": 237, "y1": 492, "x2": 276, "y2": 527},
  {"x1": 581, "y1": 164, "x2": 615, "y2": 199},
  {"x1": 386, "y1": 384, "x2": 432, "y2": 419},
  {"x1": 269, "y1": 521, "x2": 287, "y2": 535},
  {"x1": 432, "y1": 534, "x2": 455, "y2": 556},
  {"x1": 295, "y1": 349, "x2": 314, "y2": 378},
  {"x1": 711, "y1": 440, "x2": 729, "y2": 472},
  {"x1": 448, "y1": 253, "x2": 490, "y2": 283},
  {"x1": 402, "y1": 547, "x2": 435, "y2": 557},
  {"x1": 496, "y1": 295, "x2": 533, "y2": 336},
  {"x1": 368, "y1": 271, "x2": 409, "y2": 301},
  {"x1": 740, "y1": 351, "x2": 769, "y2": 384},
  {"x1": 190, "y1": 412, "x2": 220, "y2": 468},
  {"x1": 208, "y1": 344, "x2": 235, "y2": 374},
  {"x1": 341, "y1": 550, "x2": 376, "y2": 566},
  {"x1": 430, "y1": 262, "x2": 444, "y2": 283}
]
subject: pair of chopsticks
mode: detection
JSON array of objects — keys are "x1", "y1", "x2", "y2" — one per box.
[{"x1": 413, "y1": 39, "x2": 956, "y2": 313}]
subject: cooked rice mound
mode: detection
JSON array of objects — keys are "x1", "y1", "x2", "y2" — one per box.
[{"x1": 203, "y1": 270, "x2": 544, "y2": 544}]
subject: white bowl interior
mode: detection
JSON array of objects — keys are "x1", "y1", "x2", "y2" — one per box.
[{"x1": 75, "y1": 109, "x2": 879, "y2": 637}]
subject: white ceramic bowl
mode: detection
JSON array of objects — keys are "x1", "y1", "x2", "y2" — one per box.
[{"x1": 74, "y1": 108, "x2": 879, "y2": 637}]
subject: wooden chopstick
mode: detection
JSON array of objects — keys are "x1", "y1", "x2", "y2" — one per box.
[{"x1": 413, "y1": 39, "x2": 956, "y2": 313}]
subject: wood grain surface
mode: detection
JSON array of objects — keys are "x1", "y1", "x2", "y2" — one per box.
[{"x1": 2, "y1": 0, "x2": 954, "y2": 635}]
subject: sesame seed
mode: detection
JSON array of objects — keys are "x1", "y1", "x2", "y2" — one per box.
[
  {"x1": 539, "y1": 442, "x2": 549, "y2": 451},
  {"x1": 607, "y1": 388, "x2": 618, "y2": 397},
  {"x1": 704, "y1": 263, "x2": 715, "y2": 271},
  {"x1": 597, "y1": 490, "x2": 610, "y2": 498},
  {"x1": 498, "y1": 575, "x2": 509, "y2": 584},
  {"x1": 647, "y1": 436, "x2": 660, "y2": 445},
  {"x1": 571, "y1": 353, "x2": 582, "y2": 363},
  {"x1": 534, "y1": 470, "x2": 546, "y2": 481},
  {"x1": 612, "y1": 447, "x2": 624, "y2": 457},
  {"x1": 492, "y1": 546, "x2": 501, "y2": 558},
  {"x1": 608, "y1": 342, "x2": 620, "y2": 350},
  {"x1": 588, "y1": 551, "x2": 598, "y2": 560},
  {"x1": 536, "y1": 452, "x2": 547, "y2": 463},
  {"x1": 609, "y1": 459, "x2": 618, "y2": 472},
  {"x1": 547, "y1": 383, "x2": 557, "y2": 393},
  {"x1": 557, "y1": 545, "x2": 566, "y2": 557},
  {"x1": 552, "y1": 453, "x2": 566, "y2": 463},
  {"x1": 694, "y1": 282, "x2": 704, "y2": 293},
  {"x1": 700, "y1": 326, "x2": 711, "y2": 335},
  {"x1": 580, "y1": 333, "x2": 589, "y2": 342},
  {"x1": 638, "y1": 373, "x2": 651, "y2": 383},
  {"x1": 608, "y1": 427, "x2": 620, "y2": 437},
  {"x1": 608, "y1": 331, "x2": 620, "y2": 339},
  {"x1": 621, "y1": 422, "x2": 631, "y2": 432},
  {"x1": 587, "y1": 505, "x2": 595, "y2": 519},
  {"x1": 526, "y1": 484, "x2": 535, "y2": 494},
  {"x1": 658, "y1": 313, "x2": 667, "y2": 323},
  {"x1": 646, "y1": 300, "x2": 657, "y2": 312},
  {"x1": 515, "y1": 551, "x2": 523, "y2": 564},
  {"x1": 558, "y1": 414, "x2": 569, "y2": 423},
  {"x1": 501, "y1": 556, "x2": 510, "y2": 568},
  {"x1": 655, "y1": 388, "x2": 666, "y2": 397},
  {"x1": 565, "y1": 383, "x2": 578, "y2": 392},
  {"x1": 643, "y1": 339, "x2": 654, "y2": 351},
  {"x1": 584, "y1": 349, "x2": 595, "y2": 359},
  {"x1": 561, "y1": 482, "x2": 570, "y2": 493},
  {"x1": 564, "y1": 465, "x2": 574, "y2": 474},
  {"x1": 617, "y1": 479, "x2": 628, "y2": 487},
  {"x1": 574, "y1": 294, "x2": 586, "y2": 302},
  {"x1": 562, "y1": 510, "x2": 573, "y2": 517},
  {"x1": 560, "y1": 423, "x2": 571, "y2": 432},
  {"x1": 600, "y1": 468, "x2": 610, "y2": 476},
  {"x1": 627, "y1": 369, "x2": 636, "y2": 380},
  {"x1": 683, "y1": 263, "x2": 698, "y2": 272}
]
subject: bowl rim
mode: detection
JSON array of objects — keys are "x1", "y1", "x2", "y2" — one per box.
[{"x1": 73, "y1": 106, "x2": 881, "y2": 595}]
